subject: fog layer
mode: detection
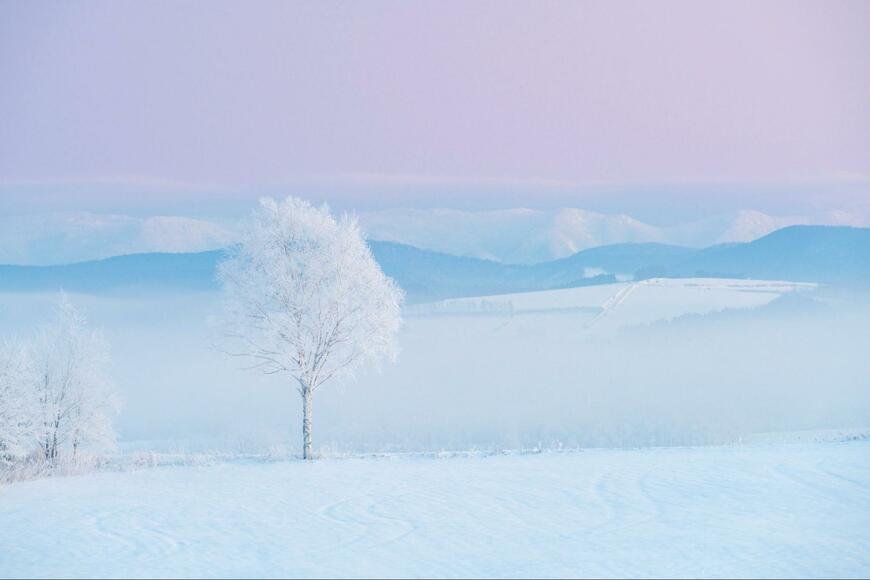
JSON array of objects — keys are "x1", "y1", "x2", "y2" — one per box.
[{"x1": 0, "y1": 288, "x2": 867, "y2": 453}]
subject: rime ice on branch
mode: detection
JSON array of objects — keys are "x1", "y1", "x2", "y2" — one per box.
[
  {"x1": 32, "y1": 294, "x2": 119, "y2": 462},
  {"x1": 216, "y1": 197, "x2": 403, "y2": 459},
  {"x1": 1, "y1": 294, "x2": 119, "y2": 466},
  {"x1": 0, "y1": 342, "x2": 37, "y2": 462}
]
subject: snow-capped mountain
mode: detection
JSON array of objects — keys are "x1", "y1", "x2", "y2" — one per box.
[
  {"x1": 2, "y1": 226, "x2": 868, "y2": 300},
  {"x1": 0, "y1": 212, "x2": 235, "y2": 265},
  {"x1": 1, "y1": 208, "x2": 867, "y2": 266},
  {"x1": 356, "y1": 208, "x2": 665, "y2": 264},
  {"x1": 357, "y1": 208, "x2": 869, "y2": 263}
]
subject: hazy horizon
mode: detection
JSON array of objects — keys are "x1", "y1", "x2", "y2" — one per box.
[{"x1": 3, "y1": 0, "x2": 869, "y2": 224}]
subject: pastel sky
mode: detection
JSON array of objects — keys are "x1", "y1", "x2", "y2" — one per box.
[{"x1": 1, "y1": 0, "x2": 869, "y2": 215}]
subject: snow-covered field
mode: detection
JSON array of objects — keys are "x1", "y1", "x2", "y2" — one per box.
[
  {"x1": 1, "y1": 440, "x2": 868, "y2": 578},
  {"x1": 410, "y1": 278, "x2": 818, "y2": 331}
]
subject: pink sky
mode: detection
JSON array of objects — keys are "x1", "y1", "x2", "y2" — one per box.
[{"x1": 1, "y1": 0, "x2": 868, "y2": 210}]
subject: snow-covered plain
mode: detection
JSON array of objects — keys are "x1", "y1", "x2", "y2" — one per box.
[
  {"x1": 410, "y1": 278, "x2": 817, "y2": 332},
  {"x1": 1, "y1": 440, "x2": 868, "y2": 578}
]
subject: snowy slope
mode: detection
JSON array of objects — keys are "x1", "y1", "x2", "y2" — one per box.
[
  {"x1": 411, "y1": 278, "x2": 818, "y2": 331},
  {"x1": 1, "y1": 441, "x2": 868, "y2": 578}
]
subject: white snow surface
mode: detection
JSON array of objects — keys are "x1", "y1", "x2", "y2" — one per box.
[
  {"x1": 411, "y1": 278, "x2": 817, "y2": 331},
  {"x1": 1, "y1": 441, "x2": 868, "y2": 578}
]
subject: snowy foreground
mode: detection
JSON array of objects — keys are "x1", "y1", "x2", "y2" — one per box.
[{"x1": 2, "y1": 441, "x2": 869, "y2": 579}]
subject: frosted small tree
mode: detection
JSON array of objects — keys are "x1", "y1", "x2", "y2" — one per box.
[
  {"x1": 217, "y1": 197, "x2": 403, "y2": 459},
  {"x1": 32, "y1": 294, "x2": 119, "y2": 462},
  {"x1": 0, "y1": 342, "x2": 37, "y2": 463}
]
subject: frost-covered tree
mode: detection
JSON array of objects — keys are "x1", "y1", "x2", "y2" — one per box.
[
  {"x1": 32, "y1": 294, "x2": 119, "y2": 462},
  {"x1": 217, "y1": 197, "x2": 403, "y2": 459},
  {"x1": 0, "y1": 342, "x2": 37, "y2": 463}
]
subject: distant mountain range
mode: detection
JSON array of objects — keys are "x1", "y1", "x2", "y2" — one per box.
[
  {"x1": 0, "y1": 226, "x2": 867, "y2": 302},
  {"x1": 2, "y1": 208, "x2": 867, "y2": 266},
  {"x1": 657, "y1": 225, "x2": 870, "y2": 286},
  {"x1": 357, "y1": 207, "x2": 855, "y2": 263},
  {"x1": 0, "y1": 212, "x2": 235, "y2": 266}
]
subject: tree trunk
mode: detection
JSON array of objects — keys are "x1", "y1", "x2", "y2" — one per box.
[
  {"x1": 48, "y1": 431, "x2": 58, "y2": 463},
  {"x1": 302, "y1": 387, "x2": 313, "y2": 460}
]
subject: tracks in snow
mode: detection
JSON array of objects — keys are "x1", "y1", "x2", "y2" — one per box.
[
  {"x1": 585, "y1": 282, "x2": 640, "y2": 329},
  {"x1": 2, "y1": 443, "x2": 869, "y2": 578}
]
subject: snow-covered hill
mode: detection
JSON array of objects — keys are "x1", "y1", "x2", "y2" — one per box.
[
  {"x1": 410, "y1": 278, "x2": 818, "y2": 332},
  {"x1": 1, "y1": 441, "x2": 868, "y2": 578}
]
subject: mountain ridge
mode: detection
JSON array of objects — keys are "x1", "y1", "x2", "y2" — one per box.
[
  {"x1": 0, "y1": 226, "x2": 867, "y2": 301},
  {"x1": 2, "y1": 207, "x2": 868, "y2": 266}
]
